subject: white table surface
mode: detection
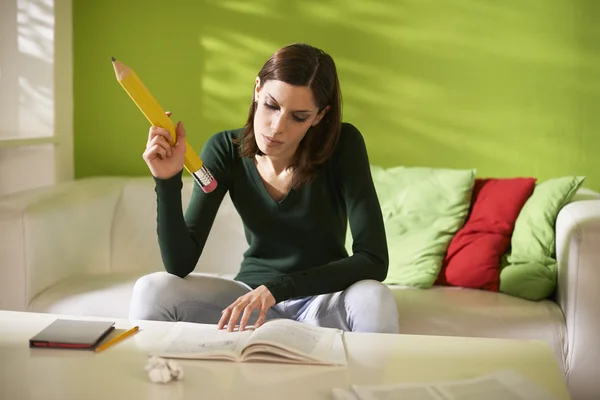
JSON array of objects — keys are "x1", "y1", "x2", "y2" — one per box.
[{"x1": 0, "y1": 310, "x2": 571, "y2": 400}]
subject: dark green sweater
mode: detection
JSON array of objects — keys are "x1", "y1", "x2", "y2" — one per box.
[{"x1": 154, "y1": 122, "x2": 388, "y2": 303}]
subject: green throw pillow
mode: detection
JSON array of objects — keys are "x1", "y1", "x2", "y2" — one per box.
[
  {"x1": 347, "y1": 165, "x2": 476, "y2": 288},
  {"x1": 499, "y1": 176, "x2": 586, "y2": 300}
]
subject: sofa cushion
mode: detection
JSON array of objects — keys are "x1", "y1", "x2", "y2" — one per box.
[
  {"x1": 500, "y1": 176, "x2": 585, "y2": 300},
  {"x1": 436, "y1": 177, "x2": 536, "y2": 291},
  {"x1": 27, "y1": 273, "x2": 144, "y2": 318},
  {"x1": 389, "y1": 285, "x2": 567, "y2": 373},
  {"x1": 367, "y1": 165, "x2": 475, "y2": 288},
  {"x1": 110, "y1": 179, "x2": 246, "y2": 276},
  {"x1": 27, "y1": 272, "x2": 239, "y2": 318}
]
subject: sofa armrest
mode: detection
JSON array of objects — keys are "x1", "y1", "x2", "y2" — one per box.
[
  {"x1": 555, "y1": 196, "x2": 600, "y2": 399},
  {"x1": 0, "y1": 178, "x2": 126, "y2": 311}
]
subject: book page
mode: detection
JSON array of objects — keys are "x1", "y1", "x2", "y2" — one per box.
[
  {"x1": 349, "y1": 385, "x2": 446, "y2": 400},
  {"x1": 151, "y1": 322, "x2": 252, "y2": 361},
  {"x1": 242, "y1": 319, "x2": 346, "y2": 365},
  {"x1": 344, "y1": 370, "x2": 557, "y2": 400}
]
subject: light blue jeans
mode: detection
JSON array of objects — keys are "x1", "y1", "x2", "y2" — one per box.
[{"x1": 129, "y1": 272, "x2": 400, "y2": 333}]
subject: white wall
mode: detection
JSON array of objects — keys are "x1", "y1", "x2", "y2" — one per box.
[{"x1": 0, "y1": 0, "x2": 73, "y2": 197}]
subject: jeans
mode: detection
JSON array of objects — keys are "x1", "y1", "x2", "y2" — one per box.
[{"x1": 129, "y1": 272, "x2": 400, "y2": 334}]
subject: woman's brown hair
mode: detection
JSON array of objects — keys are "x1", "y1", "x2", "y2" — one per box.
[{"x1": 233, "y1": 43, "x2": 342, "y2": 189}]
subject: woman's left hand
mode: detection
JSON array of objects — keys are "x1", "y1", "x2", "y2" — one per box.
[{"x1": 218, "y1": 285, "x2": 276, "y2": 332}]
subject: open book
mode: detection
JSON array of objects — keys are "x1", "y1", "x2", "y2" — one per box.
[
  {"x1": 332, "y1": 369, "x2": 557, "y2": 400},
  {"x1": 150, "y1": 318, "x2": 347, "y2": 366}
]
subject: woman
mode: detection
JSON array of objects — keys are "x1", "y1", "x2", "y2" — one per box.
[{"x1": 129, "y1": 43, "x2": 399, "y2": 334}]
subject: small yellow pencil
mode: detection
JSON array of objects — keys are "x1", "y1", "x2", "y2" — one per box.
[{"x1": 95, "y1": 326, "x2": 139, "y2": 353}]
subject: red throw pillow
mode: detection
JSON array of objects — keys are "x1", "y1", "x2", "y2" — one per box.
[{"x1": 436, "y1": 177, "x2": 536, "y2": 291}]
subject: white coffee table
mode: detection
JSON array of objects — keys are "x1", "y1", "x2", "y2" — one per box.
[{"x1": 0, "y1": 310, "x2": 571, "y2": 399}]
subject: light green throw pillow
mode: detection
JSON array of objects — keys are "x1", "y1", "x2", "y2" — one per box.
[
  {"x1": 347, "y1": 165, "x2": 476, "y2": 288},
  {"x1": 499, "y1": 176, "x2": 586, "y2": 300}
]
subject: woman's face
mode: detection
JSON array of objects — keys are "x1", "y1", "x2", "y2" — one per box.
[{"x1": 253, "y1": 78, "x2": 327, "y2": 160}]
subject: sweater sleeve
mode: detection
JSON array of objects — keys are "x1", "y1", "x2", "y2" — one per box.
[
  {"x1": 264, "y1": 123, "x2": 389, "y2": 302},
  {"x1": 154, "y1": 132, "x2": 232, "y2": 278}
]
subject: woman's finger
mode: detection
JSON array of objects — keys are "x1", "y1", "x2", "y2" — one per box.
[
  {"x1": 238, "y1": 301, "x2": 259, "y2": 331},
  {"x1": 218, "y1": 297, "x2": 245, "y2": 330},
  {"x1": 149, "y1": 135, "x2": 172, "y2": 156},
  {"x1": 144, "y1": 144, "x2": 167, "y2": 161},
  {"x1": 217, "y1": 307, "x2": 232, "y2": 330},
  {"x1": 218, "y1": 308, "x2": 231, "y2": 330},
  {"x1": 227, "y1": 301, "x2": 248, "y2": 332},
  {"x1": 254, "y1": 304, "x2": 269, "y2": 328},
  {"x1": 151, "y1": 144, "x2": 168, "y2": 159},
  {"x1": 148, "y1": 126, "x2": 173, "y2": 146}
]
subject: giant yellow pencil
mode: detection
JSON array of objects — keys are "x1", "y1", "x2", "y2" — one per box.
[{"x1": 111, "y1": 57, "x2": 217, "y2": 193}]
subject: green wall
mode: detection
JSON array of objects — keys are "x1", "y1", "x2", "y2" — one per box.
[{"x1": 74, "y1": 0, "x2": 600, "y2": 190}]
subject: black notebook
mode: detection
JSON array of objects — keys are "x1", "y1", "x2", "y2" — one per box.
[{"x1": 29, "y1": 319, "x2": 115, "y2": 349}]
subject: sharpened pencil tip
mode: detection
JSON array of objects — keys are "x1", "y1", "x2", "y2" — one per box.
[{"x1": 111, "y1": 56, "x2": 116, "y2": 62}]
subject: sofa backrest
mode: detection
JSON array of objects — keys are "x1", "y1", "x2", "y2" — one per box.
[{"x1": 110, "y1": 177, "x2": 247, "y2": 276}]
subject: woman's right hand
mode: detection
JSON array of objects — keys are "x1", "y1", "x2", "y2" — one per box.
[{"x1": 143, "y1": 111, "x2": 187, "y2": 179}]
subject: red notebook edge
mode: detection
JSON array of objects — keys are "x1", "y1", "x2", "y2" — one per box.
[{"x1": 30, "y1": 341, "x2": 95, "y2": 349}]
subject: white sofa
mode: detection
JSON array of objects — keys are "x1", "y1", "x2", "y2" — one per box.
[{"x1": 1, "y1": 176, "x2": 599, "y2": 399}]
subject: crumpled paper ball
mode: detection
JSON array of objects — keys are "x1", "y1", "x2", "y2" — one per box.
[{"x1": 145, "y1": 356, "x2": 184, "y2": 383}]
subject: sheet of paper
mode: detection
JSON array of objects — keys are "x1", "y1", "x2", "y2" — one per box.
[
  {"x1": 331, "y1": 388, "x2": 360, "y2": 400},
  {"x1": 334, "y1": 370, "x2": 557, "y2": 400},
  {"x1": 433, "y1": 370, "x2": 557, "y2": 400}
]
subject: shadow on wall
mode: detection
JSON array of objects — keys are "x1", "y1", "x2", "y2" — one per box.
[
  {"x1": 73, "y1": 0, "x2": 600, "y2": 190},
  {"x1": 196, "y1": 0, "x2": 600, "y2": 185}
]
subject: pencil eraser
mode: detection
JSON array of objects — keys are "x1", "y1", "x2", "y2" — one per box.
[{"x1": 201, "y1": 178, "x2": 218, "y2": 193}]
